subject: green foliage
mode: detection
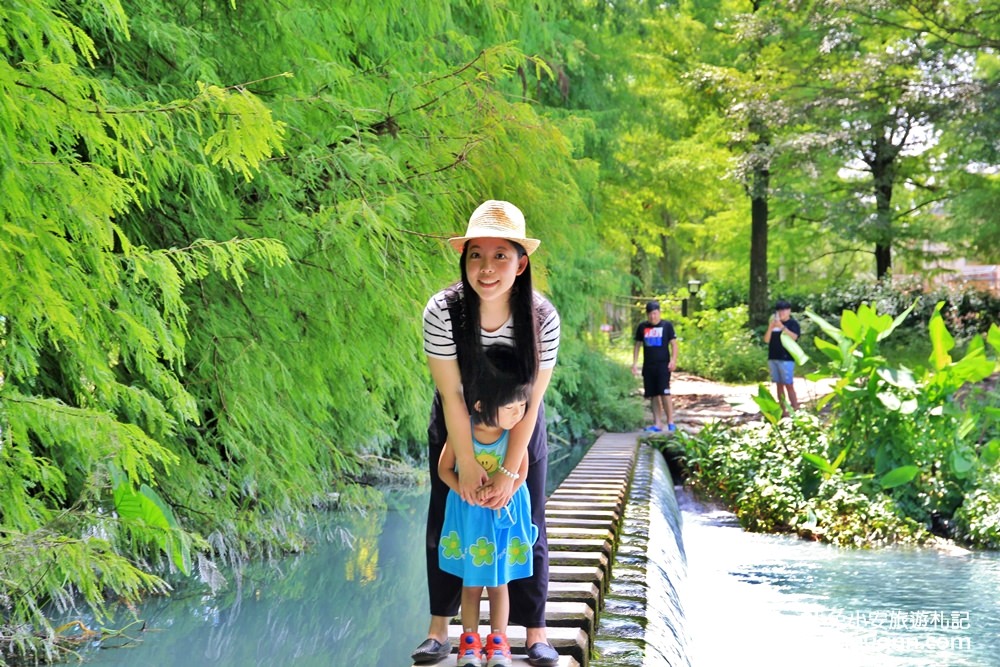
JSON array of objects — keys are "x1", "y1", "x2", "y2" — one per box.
[
  {"x1": 679, "y1": 297, "x2": 1000, "y2": 548},
  {"x1": 678, "y1": 414, "x2": 925, "y2": 546},
  {"x1": 954, "y1": 471, "x2": 1000, "y2": 550},
  {"x1": 676, "y1": 306, "x2": 767, "y2": 383},
  {"x1": 0, "y1": 526, "x2": 171, "y2": 663},
  {"x1": 2, "y1": 0, "x2": 295, "y2": 653},
  {"x1": 1, "y1": 1, "x2": 632, "y2": 658},
  {"x1": 801, "y1": 474, "x2": 927, "y2": 548},
  {"x1": 547, "y1": 333, "x2": 644, "y2": 441},
  {"x1": 3, "y1": 0, "x2": 999, "y2": 659},
  {"x1": 782, "y1": 278, "x2": 1000, "y2": 340},
  {"x1": 799, "y1": 300, "x2": 1000, "y2": 541}
]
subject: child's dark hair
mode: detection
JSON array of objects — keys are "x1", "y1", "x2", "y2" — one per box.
[{"x1": 469, "y1": 345, "x2": 533, "y2": 428}]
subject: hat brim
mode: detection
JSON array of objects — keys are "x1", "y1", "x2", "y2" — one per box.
[{"x1": 448, "y1": 236, "x2": 541, "y2": 255}]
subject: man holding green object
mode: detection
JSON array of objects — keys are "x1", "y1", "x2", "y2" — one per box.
[{"x1": 763, "y1": 299, "x2": 800, "y2": 417}]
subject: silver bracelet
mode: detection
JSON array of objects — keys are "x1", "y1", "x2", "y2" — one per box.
[{"x1": 498, "y1": 465, "x2": 519, "y2": 480}]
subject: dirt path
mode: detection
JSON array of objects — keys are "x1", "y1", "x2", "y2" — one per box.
[
  {"x1": 668, "y1": 370, "x2": 999, "y2": 433},
  {"x1": 666, "y1": 372, "x2": 836, "y2": 431}
]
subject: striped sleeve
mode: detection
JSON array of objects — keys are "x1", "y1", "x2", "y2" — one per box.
[
  {"x1": 423, "y1": 291, "x2": 456, "y2": 360},
  {"x1": 538, "y1": 300, "x2": 560, "y2": 370}
]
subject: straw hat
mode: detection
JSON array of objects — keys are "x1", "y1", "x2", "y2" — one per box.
[{"x1": 448, "y1": 200, "x2": 541, "y2": 255}]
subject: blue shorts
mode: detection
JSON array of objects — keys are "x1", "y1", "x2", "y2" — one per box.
[{"x1": 768, "y1": 360, "x2": 795, "y2": 385}]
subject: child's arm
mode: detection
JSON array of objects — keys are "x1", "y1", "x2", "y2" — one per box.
[{"x1": 438, "y1": 440, "x2": 461, "y2": 495}]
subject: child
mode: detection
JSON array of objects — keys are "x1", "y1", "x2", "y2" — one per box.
[{"x1": 438, "y1": 345, "x2": 539, "y2": 667}]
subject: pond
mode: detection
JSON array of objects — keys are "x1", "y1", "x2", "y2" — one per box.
[
  {"x1": 680, "y1": 488, "x2": 1000, "y2": 667},
  {"x1": 70, "y1": 440, "x2": 587, "y2": 666},
  {"x1": 70, "y1": 450, "x2": 999, "y2": 666}
]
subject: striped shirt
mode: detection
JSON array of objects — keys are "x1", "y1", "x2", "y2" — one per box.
[{"x1": 423, "y1": 288, "x2": 560, "y2": 370}]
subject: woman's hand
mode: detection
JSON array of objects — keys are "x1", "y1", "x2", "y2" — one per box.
[
  {"x1": 458, "y1": 457, "x2": 489, "y2": 505},
  {"x1": 477, "y1": 472, "x2": 515, "y2": 510}
]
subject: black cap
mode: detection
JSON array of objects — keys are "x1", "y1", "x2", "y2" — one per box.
[
  {"x1": 775, "y1": 299, "x2": 792, "y2": 310},
  {"x1": 646, "y1": 300, "x2": 660, "y2": 313}
]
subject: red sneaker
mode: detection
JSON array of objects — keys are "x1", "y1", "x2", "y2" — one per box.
[
  {"x1": 456, "y1": 632, "x2": 484, "y2": 667},
  {"x1": 483, "y1": 632, "x2": 513, "y2": 667}
]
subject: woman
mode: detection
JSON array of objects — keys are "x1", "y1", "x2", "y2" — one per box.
[{"x1": 412, "y1": 200, "x2": 561, "y2": 667}]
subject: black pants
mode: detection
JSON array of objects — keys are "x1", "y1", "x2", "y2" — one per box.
[{"x1": 424, "y1": 392, "x2": 549, "y2": 627}]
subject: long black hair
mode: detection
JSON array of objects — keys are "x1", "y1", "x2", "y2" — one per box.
[
  {"x1": 469, "y1": 345, "x2": 534, "y2": 427},
  {"x1": 446, "y1": 240, "x2": 540, "y2": 406}
]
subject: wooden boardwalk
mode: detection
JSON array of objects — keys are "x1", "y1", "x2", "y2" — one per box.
[{"x1": 411, "y1": 433, "x2": 640, "y2": 667}]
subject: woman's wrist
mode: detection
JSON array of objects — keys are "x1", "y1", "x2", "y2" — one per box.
[{"x1": 497, "y1": 465, "x2": 519, "y2": 480}]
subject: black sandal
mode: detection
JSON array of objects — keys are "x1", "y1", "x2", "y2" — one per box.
[
  {"x1": 526, "y1": 641, "x2": 559, "y2": 667},
  {"x1": 410, "y1": 637, "x2": 452, "y2": 664}
]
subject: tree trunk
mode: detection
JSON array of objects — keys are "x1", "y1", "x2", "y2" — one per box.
[
  {"x1": 870, "y1": 135, "x2": 897, "y2": 279},
  {"x1": 748, "y1": 172, "x2": 770, "y2": 327},
  {"x1": 748, "y1": 112, "x2": 771, "y2": 327},
  {"x1": 746, "y1": 2, "x2": 771, "y2": 326}
]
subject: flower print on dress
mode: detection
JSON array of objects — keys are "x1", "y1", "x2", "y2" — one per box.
[
  {"x1": 469, "y1": 537, "x2": 496, "y2": 567},
  {"x1": 440, "y1": 531, "x2": 464, "y2": 560},
  {"x1": 506, "y1": 537, "x2": 531, "y2": 567}
]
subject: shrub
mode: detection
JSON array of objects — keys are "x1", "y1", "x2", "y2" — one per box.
[
  {"x1": 675, "y1": 412, "x2": 924, "y2": 546},
  {"x1": 675, "y1": 306, "x2": 768, "y2": 383},
  {"x1": 954, "y1": 472, "x2": 1000, "y2": 549},
  {"x1": 801, "y1": 475, "x2": 926, "y2": 548},
  {"x1": 784, "y1": 300, "x2": 1000, "y2": 544},
  {"x1": 780, "y1": 277, "x2": 1000, "y2": 341},
  {"x1": 548, "y1": 333, "x2": 645, "y2": 442}
]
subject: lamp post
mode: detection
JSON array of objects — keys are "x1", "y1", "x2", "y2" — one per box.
[{"x1": 687, "y1": 279, "x2": 701, "y2": 316}]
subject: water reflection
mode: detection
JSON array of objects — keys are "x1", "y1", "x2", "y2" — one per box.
[
  {"x1": 72, "y1": 444, "x2": 1000, "y2": 667},
  {"x1": 679, "y1": 489, "x2": 1000, "y2": 667},
  {"x1": 78, "y1": 492, "x2": 430, "y2": 666},
  {"x1": 77, "y1": 438, "x2": 589, "y2": 666}
]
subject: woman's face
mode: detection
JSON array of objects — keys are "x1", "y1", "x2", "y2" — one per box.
[{"x1": 464, "y1": 238, "x2": 528, "y2": 304}]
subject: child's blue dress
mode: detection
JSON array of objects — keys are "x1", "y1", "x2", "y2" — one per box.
[{"x1": 438, "y1": 427, "x2": 538, "y2": 587}]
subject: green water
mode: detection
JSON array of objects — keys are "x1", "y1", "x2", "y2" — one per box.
[
  {"x1": 680, "y1": 490, "x2": 1000, "y2": 667},
  {"x1": 70, "y1": 464, "x2": 999, "y2": 666}
]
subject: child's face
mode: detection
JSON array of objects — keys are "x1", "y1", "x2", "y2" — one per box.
[{"x1": 496, "y1": 399, "x2": 528, "y2": 430}]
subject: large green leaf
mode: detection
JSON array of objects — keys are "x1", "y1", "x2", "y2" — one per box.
[
  {"x1": 988, "y1": 324, "x2": 1000, "y2": 357},
  {"x1": 813, "y1": 336, "x2": 843, "y2": 362},
  {"x1": 949, "y1": 448, "x2": 976, "y2": 479},
  {"x1": 981, "y1": 440, "x2": 1000, "y2": 467},
  {"x1": 876, "y1": 391, "x2": 918, "y2": 414},
  {"x1": 875, "y1": 298, "x2": 919, "y2": 342},
  {"x1": 840, "y1": 309, "x2": 862, "y2": 341},
  {"x1": 928, "y1": 301, "x2": 955, "y2": 370},
  {"x1": 801, "y1": 452, "x2": 837, "y2": 474},
  {"x1": 879, "y1": 465, "x2": 919, "y2": 489},
  {"x1": 876, "y1": 366, "x2": 919, "y2": 389},
  {"x1": 113, "y1": 481, "x2": 189, "y2": 574},
  {"x1": 751, "y1": 383, "x2": 784, "y2": 424},
  {"x1": 804, "y1": 308, "x2": 847, "y2": 346}
]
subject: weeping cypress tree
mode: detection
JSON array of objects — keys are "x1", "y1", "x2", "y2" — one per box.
[
  {"x1": 1, "y1": 0, "x2": 629, "y2": 658},
  {"x1": 0, "y1": 0, "x2": 290, "y2": 658}
]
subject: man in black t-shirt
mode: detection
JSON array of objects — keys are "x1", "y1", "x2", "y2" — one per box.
[
  {"x1": 763, "y1": 299, "x2": 801, "y2": 416},
  {"x1": 632, "y1": 300, "x2": 679, "y2": 433}
]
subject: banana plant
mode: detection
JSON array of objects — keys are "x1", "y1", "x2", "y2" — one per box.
[{"x1": 791, "y1": 300, "x2": 999, "y2": 490}]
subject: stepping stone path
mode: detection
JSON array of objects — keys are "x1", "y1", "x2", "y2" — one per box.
[{"x1": 411, "y1": 373, "x2": 837, "y2": 667}]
